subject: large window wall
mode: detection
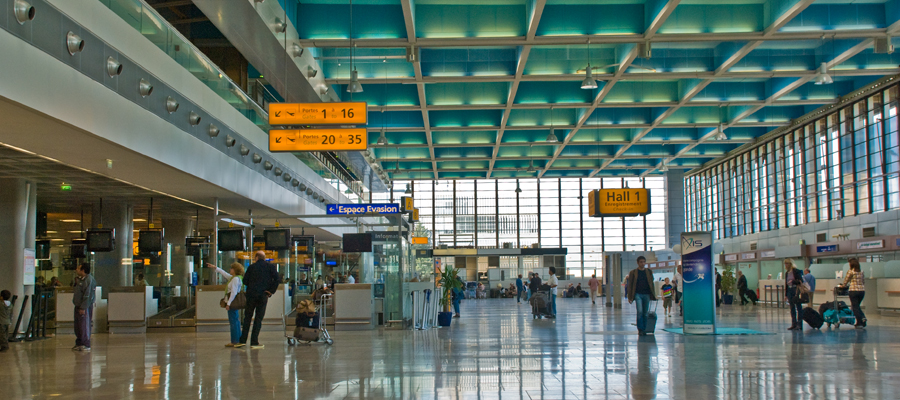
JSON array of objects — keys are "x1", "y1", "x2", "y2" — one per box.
[
  {"x1": 375, "y1": 177, "x2": 668, "y2": 278},
  {"x1": 687, "y1": 84, "x2": 900, "y2": 239}
]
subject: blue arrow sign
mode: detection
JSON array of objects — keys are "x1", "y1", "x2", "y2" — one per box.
[{"x1": 326, "y1": 203, "x2": 400, "y2": 215}]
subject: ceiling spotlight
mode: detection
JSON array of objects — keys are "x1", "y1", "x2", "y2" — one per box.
[
  {"x1": 189, "y1": 111, "x2": 202, "y2": 126},
  {"x1": 546, "y1": 130, "x2": 560, "y2": 143},
  {"x1": 66, "y1": 32, "x2": 84, "y2": 55},
  {"x1": 299, "y1": 183, "x2": 307, "y2": 191},
  {"x1": 273, "y1": 167, "x2": 282, "y2": 175},
  {"x1": 306, "y1": 188, "x2": 314, "y2": 196},
  {"x1": 106, "y1": 57, "x2": 123, "y2": 77},
  {"x1": 292, "y1": 179, "x2": 300, "y2": 187},
  {"x1": 308, "y1": 66, "x2": 318, "y2": 78},
  {"x1": 814, "y1": 62, "x2": 833, "y2": 85},
  {"x1": 263, "y1": 161, "x2": 273, "y2": 170},
  {"x1": 527, "y1": 160, "x2": 536, "y2": 173},
  {"x1": 515, "y1": 179, "x2": 522, "y2": 193},
  {"x1": 208, "y1": 123, "x2": 220, "y2": 137},
  {"x1": 376, "y1": 130, "x2": 388, "y2": 146},
  {"x1": 716, "y1": 123, "x2": 727, "y2": 140},
  {"x1": 14, "y1": 0, "x2": 36, "y2": 24},
  {"x1": 240, "y1": 145, "x2": 250, "y2": 156},
  {"x1": 580, "y1": 64, "x2": 598, "y2": 90},
  {"x1": 283, "y1": 173, "x2": 292, "y2": 182},
  {"x1": 226, "y1": 135, "x2": 236, "y2": 147},
  {"x1": 660, "y1": 163, "x2": 669, "y2": 172},
  {"x1": 290, "y1": 43, "x2": 304, "y2": 58},
  {"x1": 273, "y1": 17, "x2": 287, "y2": 33},
  {"x1": 346, "y1": 68, "x2": 363, "y2": 93},
  {"x1": 165, "y1": 96, "x2": 179, "y2": 113},
  {"x1": 139, "y1": 78, "x2": 153, "y2": 97}
]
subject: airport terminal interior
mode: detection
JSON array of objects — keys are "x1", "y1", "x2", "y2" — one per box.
[{"x1": 4, "y1": 0, "x2": 900, "y2": 398}]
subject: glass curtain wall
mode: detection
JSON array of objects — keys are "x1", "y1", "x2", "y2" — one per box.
[
  {"x1": 687, "y1": 84, "x2": 900, "y2": 239},
  {"x1": 395, "y1": 177, "x2": 668, "y2": 278}
]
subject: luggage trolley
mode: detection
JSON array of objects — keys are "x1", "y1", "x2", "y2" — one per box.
[
  {"x1": 822, "y1": 285, "x2": 855, "y2": 329},
  {"x1": 285, "y1": 293, "x2": 334, "y2": 346}
]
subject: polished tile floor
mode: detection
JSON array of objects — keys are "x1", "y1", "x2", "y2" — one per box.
[{"x1": 1, "y1": 298, "x2": 897, "y2": 399}]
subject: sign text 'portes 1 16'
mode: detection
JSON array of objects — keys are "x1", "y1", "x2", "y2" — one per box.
[
  {"x1": 268, "y1": 102, "x2": 367, "y2": 125},
  {"x1": 588, "y1": 188, "x2": 651, "y2": 217}
]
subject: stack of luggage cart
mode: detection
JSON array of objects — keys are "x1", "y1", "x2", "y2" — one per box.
[
  {"x1": 285, "y1": 296, "x2": 334, "y2": 345},
  {"x1": 820, "y1": 286, "x2": 855, "y2": 329}
]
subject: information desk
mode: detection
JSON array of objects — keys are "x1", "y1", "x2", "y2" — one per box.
[
  {"x1": 333, "y1": 284, "x2": 374, "y2": 331},
  {"x1": 55, "y1": 286, "x2": 106, "y2": 334},
  {"x1": 108, "y1": 286, "x2": 157, "y2": 334},
  {"x1": 195, "y1": 284, "x2": 288, "y2": 333}
]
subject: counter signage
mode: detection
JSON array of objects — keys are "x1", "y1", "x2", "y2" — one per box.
[
  {"x1": 760, "y1": 250, "x2": 776, "y2": 258},
  {"x1": 741, "y1": 252, "x2": 756, "y2": 260},
  {"x1": 857, "y1": 240, "x2": 884, "y2": 250},
  {"x1": 268, "y1": 102, "x2": 367, "y2": 125},
  {"x1": 326, "y1": 203, "x2": 399, "y2": 215},
  {"x1": 589, "y1": 188, "x2": 651, "y2": 217},
  {"x1": 269, "y1": 128, "x2": 367, "y2": 152},
  {"x1": 724, "y1": 254, "x2": 738, "y2": 261},
  {"x1": 412, "y1": 208, "x2": 420, "y2": 222},
  {"x1": 816, "y1": 245, "x2": 838, "y2": 253}
]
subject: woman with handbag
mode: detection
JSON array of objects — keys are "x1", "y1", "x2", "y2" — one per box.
[
  {"x1": 841, "y1": 258, "x2": 867, "y2": 329},
  {"x1": 207, "y1": 262, "x2": 245, "y2": 347},
  {"x1": 783, "y1": 259, "x2": 806, "y2": 331}
]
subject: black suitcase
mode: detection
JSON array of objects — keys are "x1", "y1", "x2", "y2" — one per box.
[
  {"x1": 802, "y1": 307, "x2": 824, "y2": 329},
  {"x1": 746, "y1": 290, "x2": 758, "y2": 303}
]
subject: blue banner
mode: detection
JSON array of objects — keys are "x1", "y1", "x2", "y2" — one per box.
[
  {"x1": 326, "y1": 203, "x2": 400, "y2": 215},
  {"x1": 681, "y1": 232, "x2": 716, "y2": 334}
]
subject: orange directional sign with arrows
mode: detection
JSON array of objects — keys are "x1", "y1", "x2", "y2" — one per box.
[
  {"x1": 269, "y1": 129, "x2": 367, "y2": 152},
  {"x1": 269, "y1": 102, "x2": 367, "y2": 125}
]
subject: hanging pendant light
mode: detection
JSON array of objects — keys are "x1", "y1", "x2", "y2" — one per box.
[
  {"x1": 515, "y1": 179, "x2": 522, "y2": 193},
  {"x1": 376, "y1": 129, "x2": 388, "y2": 145},
  {"x1": 716, "y1": 123, "x2": 727, "y2": 140},
  {"x1": 659, "y1": 162, "x2": 669, "y2": 172},
  {"x1": 404, "y1": 183, "x2": 412, "y2": 194},
  {"x1": 527, "y1": 159, "x2": 536, "y2": 173},
  {"x1": 581, "y1": 64, "x2": 598, "y2": 90},
  {"x1": 347, "y1": 68, "x2": 363, "y2": 93},
  {"x1": 814, "y1": 62, "x2": 833, "y2": 85},
  {"x1": 546, "y1": 107, "x2": 559, "y2": 143}
]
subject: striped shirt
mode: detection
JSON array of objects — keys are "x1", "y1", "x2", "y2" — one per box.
[{"x1": 843, "y1": 270, "x2": 865, "y2": 292}]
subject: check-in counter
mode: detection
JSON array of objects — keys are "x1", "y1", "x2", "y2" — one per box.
[
  {"x1": 195, "y1": 284, "x2": 289, "y2": 332},
  {"x1": 878, "y1": 278, "x2": 900, "y2": 309},
  {"x1": 55, "y1": 286, "x2": 106, "y2": 334},
  {"x1": 334, "y1": 283, "x2": 374, "y2": 331},
  {"x1": 108, "y1": 286, "x2": 157, "y2": 334}
]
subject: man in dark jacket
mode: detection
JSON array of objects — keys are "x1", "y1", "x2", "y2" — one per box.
[
  {"x1": 239, "y1": 251, "x2": 280, "y2": 348},
  {"x1": 626, "y1": 256, "x2": 656, "y2": 336},
  {"x1": 73, "y1": 263, "x2": 96, "y2": 352},
  {"x1": 715, "y1": 269, "x2": 723, "y2": 307},
  {"x1": 737, "y1": 270, "x2": 750, "y2": 305}
]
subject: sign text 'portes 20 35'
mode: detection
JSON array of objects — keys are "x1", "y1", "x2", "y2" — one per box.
[
  {"x1": 269, "y1": 129, "x2": 367, "y2": 152},
  {"x1": 588, "y1": 188, "x2": 651, "y2": 217},
  {"x1": 268, "y1": 102, "x2": 367, "y2": 125}
]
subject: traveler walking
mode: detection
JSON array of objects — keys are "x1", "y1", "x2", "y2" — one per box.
[
  {"x1": 588, "y1": 274, "x2": 600, "y2": 305},
  {"x1": 803, "y1": 268, "x2": 816, "y2": 307},
  {"x1": 73, "y1": 263, "x2": 96, "y2": 351},
  {"x1": 784, "y1": 259, "x2": 805, "y2": 331},
  {"x1": 841, "y1": 258, "x2": 867, "y2": 329},
  {"x1": 0, "y1": 290, "x2": 11, "y2": 352},
  {"x1": 661, "y1": 278, "x2": 673, "y2": 317},
  {"x1": 516, "y1": 274, "x2": 525, "y2": 304},
  {"x1": 737, "y1": 270, "x2": 749, "y2": 305},
  {"x1": 239, "y1": 251, "x2": 280, "y2": 349},
  {"x1": 547, "y1": 267, "x2": 559, "y2": 318},
  {"x1": 626, "y1": 256, "x2": 656, "y2": 336}
]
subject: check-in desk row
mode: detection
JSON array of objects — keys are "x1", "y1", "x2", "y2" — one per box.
[{"x1": 195, "y1": 284, "x2": 290, "y2": 332}]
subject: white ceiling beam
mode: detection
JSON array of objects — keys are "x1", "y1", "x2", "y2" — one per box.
[
  {"x1": 400, "y1": 0, "x2": 416, "y2": 42},
  {"x1": 487, "y1": 46, "x2": 532, "y2": 178},
  {"x1": 764, "y1": 0, "x2": 816, "y2": 36},
  {"x1": 368, "y1": 98, "x2": 837, "y2": 112},
  {"x1": 526, "y1": 0, "x2": 547, "y2": 41},
  {"x1": 644, "y1": 0, "x2": 682, "y2": 39},
  {"x1": 296, "y1": 28, "x2": 886, "y2": 48}
]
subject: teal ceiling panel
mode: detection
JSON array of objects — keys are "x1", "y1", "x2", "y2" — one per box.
[
  {"x1": 838, "y1": 49, "x2": 900, "y2": 71},
  {"x1": 436, "y1": 160, "x2": 491, "y2": 170},
  {"x1": 432, "y1": 130, "x2": 497, "y2": 145},
  {"x1": 441, "y1": 170, "x2": 485, "y2": 179},
  {"x1": 692, "y1": 81, "x2": 766, "y2": 102},
  {"x1": 327, "y1": 61, "x2": 415, "y2": 82},
  {"x1": 542, "y1": 169, "x2": 594, "y2": 177},
  {"x1": 425, "y1": 82, "x2": 509, "y2": 106},
  {"x1": 492, "y1": 159, "x2": 533, "y2": 170},
  {"x1": 781, "y1": 3, "x2": 886, "y2": 32},
  {"x1": 367, "y1": 131, "x2": 428, "y2": 146},
  {"x1": 551, "y1": 158, "x2": 603, "y2": 169},
  {"x1": 730, "y1": 44, "x2": 819, "y2": 73},
  {"x1": 569, "y1": 128, "x2": 633, "y2": 143},
  {"x1": 497, "y1": 145, "x2": 555, "y2": 158},
  {"x1": 416, "y1": 4, "x2": 525, "y2": 38},
  {"x1": 435, "y1": 146, "x2": 494, "y2": 159},
  {"x1": 514, "y1": 81, "x2": 595, "y2": 104},
  {"x1": 374, "y1": 146, "x2": 430, "y2": 159},
  {"x1": 523, "y1": 46, "x2": 623, "y2": 75},
  {"x1": 536, "y1": 4, "x2": 645, "y2": 36},
  {"x1": 723, "y1": 127, "x2": 767, "y2": 140},
  {"x1": 507, "y1": 108, "x2": 579, "y2": 127},
  {"x1": 340, "y1": 84, "x2": 419, "y2": 107},
  {"x1": 429, "y1": 110, "x2": 503, "y2": 127},
  {"x1": 658, "y1": 4, "x2": 764, "y2": 34},
  {"x1": 500, "y1": 129, "x2": 557, "y2": 144},
  {"x1": 638, "y1": 128, "x2": 701, "y2": 141},
  {"x1": 779, "y1": 80, "x2": 853, "y2": 101},
  {"x1": 603, "y1": 81, "x2": 680, "y2": 103},
  {"x1": 662, "y1": 107, "x2": 724, "y2": 125},
  {"x1": 297, "y1": 4, "x2": 406, "y2": 39},
  {"x1": 621, "y1": 145, "x2": 680, "y2": 157},
  {"x1": 741, "y1": 105, "x2": 806, "y2": 123},
  {"x1": 626, "y1": 46, "x2": 716, "y2": 73},
  {"x1": 585, "y1": 107, "x2": 656, "y2": 125},
  {"x1": 559, "y1": 144, "x2": 613, "y2": 158},
  {"x1": 608, "y1": 158, "x2": 656, "y2": 168},
  {"x1": 368, "y1": 111, "x2": 424, "y2": 128},
  {"x1": 421, "y1": 48, "x2": 517, "y2": 77},
  {"x1": 394, "y1": 161, "x2": 433, "y2": 171}
]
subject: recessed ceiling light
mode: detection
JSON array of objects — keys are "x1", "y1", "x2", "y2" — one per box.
[
  {"x1": 133, "y1": 218, "x2": 147, "y2": 222},
  {"x1": 50, "y1": 239, "x2": 64, "y2": 242},
  {"x1": 46, "y1": 231, "x2": 57, "y2": 234},
  {"x1": 60, "y1": 219, "x2": 80, "y2": 223},
  {"x1": 68, "y1": 231, "x2": 82, "y2": 234}
]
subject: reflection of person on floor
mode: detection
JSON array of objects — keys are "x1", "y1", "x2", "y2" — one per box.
[{"x1": 631, "y1": 336, "x2": 658, "y2": 400}]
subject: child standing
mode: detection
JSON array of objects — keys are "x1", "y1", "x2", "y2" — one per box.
[
  {"x1": 661, "y1": 278, "x2": 674, "y2": 317},
  {"x1": 0, "y1": 290, "x2": 12, "y2": 352}
]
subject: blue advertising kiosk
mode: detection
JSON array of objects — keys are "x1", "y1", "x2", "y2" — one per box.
[{"x1": 681, "y1": 231, "x2": 716, "y2": 334}]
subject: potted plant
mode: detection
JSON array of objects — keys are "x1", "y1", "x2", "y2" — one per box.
[
  {"x1": 438, "y1": 266, "x2": 463, "y2": 326},
  {"x1": 721, "y1": 264, "x2": 736, "y2": 305}
]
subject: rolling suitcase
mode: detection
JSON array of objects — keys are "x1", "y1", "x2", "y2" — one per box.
[
  {"x1": 802, "y1": 307, "x2": 824, "y2": 329},
  {"x1": 746, "y1": 290, "x2": 758, "y2": 304},
  {"x1": 644, "y1": 300, "x2": 659, "y2": 334}
]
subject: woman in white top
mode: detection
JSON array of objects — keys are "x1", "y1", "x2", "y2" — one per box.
[{"x1": 207, "y1": 262, "x2": 245, "y2": 347}]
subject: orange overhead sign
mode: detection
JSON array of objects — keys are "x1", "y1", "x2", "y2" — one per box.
[
  {"x1": 269, "y1": 129, "x2": 367, "y2": 152},
  {"x1": 268, "y1": 102, "x2": 367, "y2": 125},
  {"x1": 412, "y1": 237, "x2": 428, "y2": 245},
  {"x1": 589, "y1": 188, "x2": 651, "y2": 217}
]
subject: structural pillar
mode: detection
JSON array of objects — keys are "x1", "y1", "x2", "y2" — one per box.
[
  {"x1": 162, "y1": 218, "x2": 194, "y2": 293},
  {"x1": 92, "y1": 202, "x2": 133, "y2": 293},
  {"x1": 0, "y1": 178, "x2": 37, "y2": 330},
  {"x1": 665, "y1": 170, "x2": 686, "y2": 247}
]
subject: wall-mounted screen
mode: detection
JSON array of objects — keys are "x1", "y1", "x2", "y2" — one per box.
[
  {"x1": 342, "y1": 233, "x2": 373, "y2": 253},
  {"x1": 264, "y1": 229, "x2": 291, "y2": 250},
  {"x1": 138, "y1": 229, "x2": 164, "y2": 253},
  {"x1": 86, "y1": 229, "x2": 115, "y2": 252},
  {"x1": 218, "y1": 229, "x2": 246, "y2": 252}
]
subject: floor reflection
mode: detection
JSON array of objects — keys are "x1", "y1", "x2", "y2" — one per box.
[{"x1": 1, "y1": 299, "x2": 899, "y2": 399}]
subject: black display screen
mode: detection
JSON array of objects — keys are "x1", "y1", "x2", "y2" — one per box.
[
  {"x1": 264, "y1": 229, "x2": 291, "y2": 250},
  {"x1": 138, "y1": 230, "x2": 163, "y2": 253},
  {"x1": 86, "y1": 229, "x2": 115, "y2": 252},
  {"x1": 218, "y1": 229, "x2": 246, "y2": 251},
  {"x1": 342, "y1": 233, "x2": 373, "y2": 253}
]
